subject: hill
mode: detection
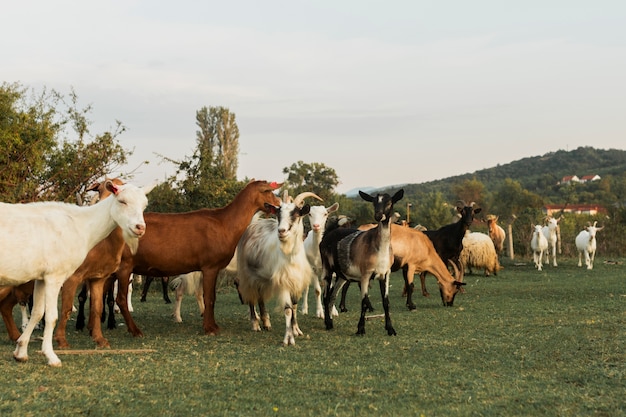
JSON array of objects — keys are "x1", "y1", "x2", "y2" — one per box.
[{"x1": 373, "y1": 146, "x2": 626, "y2": 204}]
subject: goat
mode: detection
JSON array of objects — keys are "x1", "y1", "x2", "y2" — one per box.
[
  {"x1": 486, "y1": 214, "x2": 506, "y2": 257},
  {"x1": 169, "y1": 271, "x2": 204, "y2": 323},
  {"x1": 320, "y1": 189, "x2": 404, "y2": 336},
  {"x1": 542, "y1": 216, "x2": 560, "y2": 267},
  {"x1": 576, "y1": 221, "x2": 604, "y2": 270},
  {"x1": 114, "y1": 180, "x2": 283, "y2": 337},
  {"x1": 236, "y1": 191, "x2": 322, "y2": 346},
  {"x1": 459, "y1": 231, "x2": 501, "y2": 276},
  {"x1": 0, "y1": 180, "x2": 150, "y2": 366},
  {"x1": 417, "y1": 200, "x2": 481, "y2": 299},
  {"x1": 301, "y1": 202, "x2": 339, "y2": 318},
  {"x1": 530, "y1": 224, "x2": 549, "y2": 271}
]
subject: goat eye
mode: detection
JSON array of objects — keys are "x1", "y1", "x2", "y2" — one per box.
[{"x1": 119, "y1": 200, "x2": 127, "y2": 205}]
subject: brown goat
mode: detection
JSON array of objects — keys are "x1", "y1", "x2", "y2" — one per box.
[
  {"x1": 114, "y1": 180, "x2": 282, "y2": 336},
  {"x1": 486, "y1": 214, "x2": 506, "y2": 256}
]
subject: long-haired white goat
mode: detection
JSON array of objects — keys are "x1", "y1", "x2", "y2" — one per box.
[
  {"x1": 236, "y1": 191, "x2": 322, "y2": 346},
  {"x1": 0, "y1": 180, "x2": 152, "y2": 366},
  {"x1": 576, "y1": 221, "x2": 603, "y2": 270},
  {"x1": 301, "y1": 202, "x2": 339, "y2": 318}
]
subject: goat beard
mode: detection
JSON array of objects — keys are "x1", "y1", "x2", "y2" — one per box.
[{"x1": 123, "y1": 234, "x2": 141, "y2": 255}]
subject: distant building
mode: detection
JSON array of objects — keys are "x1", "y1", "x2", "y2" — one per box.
[
  {"x1": 544, "y1": 204, "x2": 607, "y2": 216},
  {"x1": 560, "y1": 175, "x2": 580, "y2": 184},
  {"x1": 579, "y1": 174, "x2": 601, "y2": 183},
  {"x1": 560, "y1": 174, "x2": 601, "y2": 185}
]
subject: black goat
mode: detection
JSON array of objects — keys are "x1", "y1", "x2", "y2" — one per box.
[
  {"x1": 410, "y1": 200, "x2": 481, "y2": 308},
  {"x1": 320, "y1": 189, "x2": 404, "y2": 336}
]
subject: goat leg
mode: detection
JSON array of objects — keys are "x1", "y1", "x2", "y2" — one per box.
[{"x1": 379, "y1": 279, "x2": 396, "y2": 336}]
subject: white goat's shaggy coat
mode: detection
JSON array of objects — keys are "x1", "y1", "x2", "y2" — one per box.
[
  {"x1": 530, "y1": 224, "x2": 549, "y2": 271},
  {"x1": 236, "y1": 193, "x2": 319, "y2": 346},
  {"x1": 0, "y1": 181, "x2": 150, "y2": 366},
  {"x1": 460, "y1": 231, "x2": 501, "y2": 276}
]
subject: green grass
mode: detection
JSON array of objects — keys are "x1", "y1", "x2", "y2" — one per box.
[{"x1": 0, "y1": 257, "x2": 624, "y2": 416}]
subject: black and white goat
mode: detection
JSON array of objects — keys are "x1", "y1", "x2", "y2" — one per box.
[
  {"x1": 320, "y1": 189, "x2": 404, "y2": 336},
  {"x1": 236, "y1": 191, "x2": 322, "y2": 345}
]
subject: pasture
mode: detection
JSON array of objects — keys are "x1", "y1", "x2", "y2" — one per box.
[{"x1": 0, "y1": 258, "x2": 624, "y2": 416}]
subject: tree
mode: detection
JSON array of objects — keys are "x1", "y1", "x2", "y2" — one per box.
[
  {"x1": 195, "y1": 106, "x2": 239, "y2": 180},
  {"x1": 165, "y1": 106, "x2": 243, "y2": 210},
  {"x1": 282, "y1": 161, "x2": 339, "y2": 202},
  {"x1": 453, "y1": 177, "x2": 486, "y2": 207},
  {"x1": 414, "y1": 191, "x2": 455, "y2": 229},
  {"x1": 0, "y1": 82, "x2": 130, "y2": 203}
]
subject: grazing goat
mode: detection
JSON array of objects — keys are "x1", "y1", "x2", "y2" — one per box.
[
  {"x1": 0, "y1": 180, "x2": 150, "y2": 366},
  {"x1": 114, "y1": 180, "x2": 283, "y2": 337},
  {"x1": 576, "y1": 221, "x2": 604, "y2": 270},
  {"x1": 542, "y1": 216, "x2": 561, "y2": 267},
  {"x1": 301, "y1": 202, "x2": 339, "y2": 318},
  {"x1": 169, "y1": 271, "x2": 204, "y2": 323},
  {"x1": 417, "y1": 200, "x2": 481, "y2": 298},
  {"x1": 320, "y1": 189, "x2": 404, "y2": 336},
  {"x1": 486, "y1": 214, "x2": 506, "y2": 257},
  {"x1": 237, "y1": 191, "x2": 322, "y2": 346},
  {"x1": 530, "y1": 224, "x2": 549, "y2": 271},
  {"x1": 460, "y1": 231, "x2": 501, "y2": 276}
]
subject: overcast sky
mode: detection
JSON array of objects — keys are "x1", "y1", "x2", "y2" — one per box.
[{"x1": 3, "y1": 1, "x2": 625, "y2": 193}]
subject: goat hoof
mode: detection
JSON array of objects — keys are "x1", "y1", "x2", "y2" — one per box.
[
  {"x1": 387, "y1": 328, "x2": 397, "y2": 336},
  {"x1": 407, "y1": 303, "x2": 417, "y2": 311}
]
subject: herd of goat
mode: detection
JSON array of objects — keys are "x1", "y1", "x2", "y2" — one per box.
[{"x1": 0, "y1": 178, "x2": 605, "y2": 366}]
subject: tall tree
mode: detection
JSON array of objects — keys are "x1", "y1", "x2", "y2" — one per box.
[
  {"x1": 282, "y1": 161, "x2": 339, "y2": 202},
  {"x1": 195, "y1": 106, "x2": 239, "y2": 180}
]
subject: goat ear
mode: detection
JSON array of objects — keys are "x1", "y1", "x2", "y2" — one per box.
[
  {"x1": 327, "y1": 202, "x2": 339, "y2": 213},
  {"x1": 264, "y1": 203, "x2": 279, "y2": 215},
  {"x1": 359, "y1": 191, "x2": 374, "y2": 202},
  {"x1": 300, "y1": 205, "x2": 311, "y2": 216},
  {"x1": 86, "y1": 181, "x2": 101, "y2": 192},
  {"x1": 454, "y1": 281, "x2": 466, "y2": 288},
  {"x1": 474, "y1": 208, "x2": 482, "y2": 214},
  {"x1": 105, "y1": 180, "x2": 121, "y2": 195},
  {"x1": 392, "y1": 189, "x2": 404, "y2": 203}
]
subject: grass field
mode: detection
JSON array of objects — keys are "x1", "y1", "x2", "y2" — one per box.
[{"x1": 0, "y1": 257, "x2": 624, "y2": 416}]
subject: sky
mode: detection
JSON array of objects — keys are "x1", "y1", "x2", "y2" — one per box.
[{"x1": 3, "y1": 1, "x2": 625, "y2": 194}]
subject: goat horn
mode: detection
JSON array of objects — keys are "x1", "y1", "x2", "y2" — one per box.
[
  {"x1": 456, "y1": 200, "x2": 466, "y2": 208},
  {"x1": 448, "y1": 260, "x2": 463, "y2": 282},
  {"x1": 282, "y1": 190, "x2": 292, "y2": 203},
  {"x1": 469, "y1": 201, "x2": 476, "y2": 207},
  {"x1": 293, "y1": 192, "x2": 323, "y2": 208}
]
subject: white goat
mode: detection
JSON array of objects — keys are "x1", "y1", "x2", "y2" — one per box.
[
  {"x1": 301, "y1": 202, "x2": 339, "y2": 318},
  {"x1": 542, "y1": 216, "x2": 561, "y2": 267},
  {"x1": 460, "y1": 231, "x2": 501, "y2": 276},
  {"x1": 169, "y1": 271, "x2": 205, "y2": 323},
  {"x1": 236, "y1": 191, "x2": 322, "y2": 346},
  {"x1": 530, "y1": 224, "x2": 549, "y2": 271},
  {"x1": 0, "y1": 180, "x2": 151, "y2": 366},
  {"x1": 576, "y1": 221, "x2": 604, "y2": 270}
]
